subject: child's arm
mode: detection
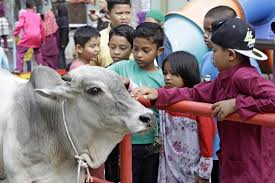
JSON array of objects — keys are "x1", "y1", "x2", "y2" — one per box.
[
  {"x1": 195, "y1": 116, "x2": 215, "y2": 181},
  {"x1": 235, "y1": 75, "x2": 275, "y2": 120},
  {"x1": 13, "y1": 15, "x2": 25, "y2": 36},
  {"x1": 132, "y1": 81, "x2": 217, "y2": 107}
]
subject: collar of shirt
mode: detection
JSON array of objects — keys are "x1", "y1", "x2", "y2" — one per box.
[{"x1": 218, "y1": 62, "x2": 250, "y2": 81}]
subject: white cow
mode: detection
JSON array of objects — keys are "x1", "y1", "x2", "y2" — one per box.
[{"x1": 0, "y1": 66, "x2": 152, "y2": 182}]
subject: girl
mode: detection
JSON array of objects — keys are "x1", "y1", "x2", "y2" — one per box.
[
  {"x1": 41, "y1": 10, "x2": 59, "y2": 69},
  {"x1": 13, "y1": 0, "x2": 44, "y2": 73},
  {"x1": 158, "y1": 51, "x2": 215, "y2": 183}
]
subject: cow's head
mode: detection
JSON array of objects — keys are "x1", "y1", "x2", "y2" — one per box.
[{"x1": 34, "y1": 66, "x2": 153, "y2": 168}]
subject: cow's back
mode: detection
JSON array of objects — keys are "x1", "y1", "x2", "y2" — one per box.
[
  {"x1": 0, "y1": 69, "x2": 26, "y2": 179},
  {"x1": 0, "y1": 69, "x2": 26, "y2": 123}
]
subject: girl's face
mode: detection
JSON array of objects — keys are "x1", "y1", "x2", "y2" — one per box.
[
  {"x1": 108, "y1": 35, "x2": 132, "y2": 62},
  {"x1": 163, "y1": 61, "x2": 184, "y2": 88}
]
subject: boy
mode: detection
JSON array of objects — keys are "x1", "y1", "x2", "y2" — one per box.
[
  {"x1": 109, "y1": 22, "x2": 165, "y2": 183},
  {"x1": 108, "y1": 24, "x2": 134, "y2": 63},
  {"x1": 201, "y1": 6, "x2": 262, "y2": 81},
  {"x1": 202, "y1": 7, "x2": 264, "y2": 183},
  {"x1": 98, "y1": 0, "x2": 132, "y2": 67},
  {"x1": 144, "y1": 9, "x2": 172, "y2": 67},
  {"x1": 69, "y1": 26, "x2": 105, "y2": 180},
  {"x1": 70, "y1": 26, "x2": 100, "y2": 70},
  {"x1": 132, "y1": 18, "x2": 275, "y2": 183}
]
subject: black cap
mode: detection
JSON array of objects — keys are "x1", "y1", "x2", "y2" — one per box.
[{"x1": 211, "y1": 18, "x2": 267, "y2": 61}]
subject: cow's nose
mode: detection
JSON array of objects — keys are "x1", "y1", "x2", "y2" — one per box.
[{"x1": 139, "y1": 113, "x2": 152, "y2": 124}]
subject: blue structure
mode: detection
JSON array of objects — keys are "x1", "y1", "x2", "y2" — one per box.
[
  {"x1": 164, "y1": 14, "x2": 209, "y2": 66},
  {"x1": 239, "y1": 0, "x2": 275, "y2": 40}
]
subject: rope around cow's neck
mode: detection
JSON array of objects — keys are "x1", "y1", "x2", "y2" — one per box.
[{"x1": 61, "y1": 100, "x2": 93, "y2": 183}]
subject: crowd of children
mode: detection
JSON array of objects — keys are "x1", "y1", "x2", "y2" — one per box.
[
  {"x1": 1, "y1": 0, "x2": 275, "y2": 183},
  {"x1": 0, "y1": 0, "x2": 70, "y2": 73}
]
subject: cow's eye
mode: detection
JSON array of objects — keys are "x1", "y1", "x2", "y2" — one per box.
[{"x1": 87, "y1": 87, "x2": 102, "y2": 95}]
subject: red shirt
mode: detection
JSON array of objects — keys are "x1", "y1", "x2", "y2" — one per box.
[{"x1": 154, "y1": 62, "x2": 275, "y2": 183}]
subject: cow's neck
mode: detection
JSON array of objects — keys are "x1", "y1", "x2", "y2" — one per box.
[
  {"x1": 62, "y1": 100, "x2": 126, "y2": 169},
  {"x1": 17, "y1": 92, "x2": 77, "y2": 169}
]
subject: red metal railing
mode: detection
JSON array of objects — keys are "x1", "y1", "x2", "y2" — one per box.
[{"x1": 138, "y1": 98, "x2": 275, "y2": 127}]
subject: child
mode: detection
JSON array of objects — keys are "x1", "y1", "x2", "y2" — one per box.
[
  {"x1": 14, "y1": 9, "x2": 33, "y2": 73},
  {"x1": 105, "y1": 25, "x2": 133, "y2": 182},
  {"x1": 201, "y1": 6, "x2": 262, "y2": 81},
  {"x1": 98, "y1": 0, "x2": 132, "y2": 67},
  {"x1": 132, "y1": 18, "x2": 275, "y2": 183},
  {"x1": 41, "y1": 10, "x2": 59, "y2": 70},
  {"x1": 69, "y1": 25, "x2": 104, "y2": 180},
  {"x1": 0, "y1": 0, "x2": 9, "y2": 50},
  {"x1": 202, "y1": 7, "x2": 264, "y2": 183},
  {"x1": 70, "y1": 26, "x2": 100, "y2": 70},
  {"x1": 13, "y1": 0, "x2": 44, "y2": 73},
  {"x1": 158, "y1": 51, "x2": 215, "y2": 183},
  {"x1": 108, "y1": 22, "x2": 165, "y2": 183},
  {"x1": 108, "y1": 24, "x2": 134, "y2": 63},
  {"x1": 56, "y1": 4, "x2": 69, "y2": 69},
  {"x1": 88, "y1": 0, "x2": 110, "y2": 31},
  {"x1": 144, "y1": 9, "x2": 173, "y2": 67}
]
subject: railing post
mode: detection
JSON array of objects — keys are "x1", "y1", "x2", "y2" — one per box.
[{"x1": 120, "y1": 133, "x2": 132, "y2": 183}]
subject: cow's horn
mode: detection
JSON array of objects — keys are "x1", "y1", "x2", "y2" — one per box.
[{"x1": 62, "y1": 74, "x2": 72, "y2": 82}]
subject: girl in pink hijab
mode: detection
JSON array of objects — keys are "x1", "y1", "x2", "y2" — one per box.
[{"x1": 40, "y1": 10, "x2": 59, "y2": 69}]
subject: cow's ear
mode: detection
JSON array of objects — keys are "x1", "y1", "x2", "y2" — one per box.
[{"x1": 34, "y1": 85, "x2": 74, "y2": 101}]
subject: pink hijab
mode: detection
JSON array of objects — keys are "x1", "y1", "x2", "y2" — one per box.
[{"x1": 43, "y1": 11, "x2": 58, "y2": 37}]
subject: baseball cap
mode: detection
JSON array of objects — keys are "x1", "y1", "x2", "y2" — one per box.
[
  {"x1": 146, "y1": 9, "x2": 165, "y2": 23},
  {"x1": 211, "y1": 18, "x2": 267, "y2": 61}
]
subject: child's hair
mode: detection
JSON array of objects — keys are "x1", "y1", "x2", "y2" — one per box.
[
  {"x1": 107, "y1": 0, "x2": 131, "y2": 12},
  {"x1": 162, "y1": 51, "x2": 201, "y2": 88},
  {"x1": 109, "y1": 25, "x2": 134, "y2": 48},
  {"x1": 73, "y1": 26, "x2": 100, "y2": 47},
  {"x1": 26, "y1": 0, "x2": 36, "y2": 9},
  {"x1": 205, "y1": 6, "x2": 237, "y2": 21},
  {"x1": 134, "y1": 22, "x2": 164, "y2": 48}
]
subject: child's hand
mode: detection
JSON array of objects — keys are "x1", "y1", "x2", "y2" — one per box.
[
  {"x1": 211, "y1": 98, "x2": 236, "y2": 121},
  {"x1": 131, "y1": 87, "x2": 158, "y2": 100},
  {"x1": 195, "y1": 176, "x2": 209, "y2": 183},
  {"x1": 120, "y1": 77, "x2": 130, "y2": 86}
]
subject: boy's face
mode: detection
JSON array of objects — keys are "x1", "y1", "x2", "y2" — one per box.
[
  {"x1": 132, "y1": 37, "x2": 163, "y2": 71},
  {"x1": 203, "y1": 17, "x2": 214, "y2": 48},
  {"x1": 212, "y1": 43, "x2": 233, "y2": 72},
  {"x1": 108, "y1": 35, "x2": 132, "y2": 62},
  {"x1": 109, "y1": 4, "x2": 131, "y2": 27},
  {"x1": 76, "y1": 37, "x2": 100, "y2": 62}
]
